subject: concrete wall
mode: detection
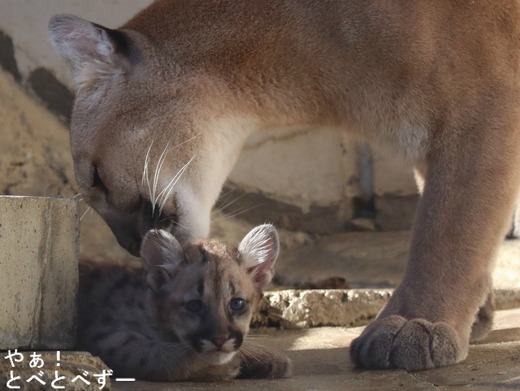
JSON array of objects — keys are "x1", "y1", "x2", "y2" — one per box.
[
  {"x1": 0, "y1": 0, "x2": 419, "y2": 234},
  {"x1": 0, "y1": 196, "x2": 78, "y2": 349}
]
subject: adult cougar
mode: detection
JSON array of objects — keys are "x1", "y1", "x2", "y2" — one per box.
[{"x1": 49, "y1": 0, "x2": 520, "y2": 371}]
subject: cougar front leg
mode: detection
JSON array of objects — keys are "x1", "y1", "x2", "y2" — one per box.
[{"x1": 351, "y1": 120, "x2": 520, "y2": 370}]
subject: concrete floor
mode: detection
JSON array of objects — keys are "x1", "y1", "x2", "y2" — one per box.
[{"x1": 113, "y1": 308, "x2": 520, "y2": 391}]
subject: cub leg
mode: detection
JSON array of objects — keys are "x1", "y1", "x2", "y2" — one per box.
[
  {"x1": 351, "y1": 118, "x2": 520, "y2": 371},
  {"x1": 236, "y1": 342, "x2": 292, "y2": 379}
]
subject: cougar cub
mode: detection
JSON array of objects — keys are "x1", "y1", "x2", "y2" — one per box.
[{"x1": 78, "y1": 224, "x2": 291, "y2": 381}]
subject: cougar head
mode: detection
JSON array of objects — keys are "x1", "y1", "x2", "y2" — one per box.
[{"x1": 49, "y1": 15, "x2": 248, "y2": 255}]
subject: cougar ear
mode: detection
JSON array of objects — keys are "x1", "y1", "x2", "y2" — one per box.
[
  {"x1": 48, "y1": 14, "x2": 130, "y2": 89},
  {"x1": 238, "y1": 224, "x2": 279, "y2": 289},
  {"x1": 141, "y1": 229, "x2": 184, "y2": 292}
]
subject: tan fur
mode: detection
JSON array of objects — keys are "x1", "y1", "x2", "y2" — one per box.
[{"x1": 50, "y1": 0, "x2": 520, "y2": 370}]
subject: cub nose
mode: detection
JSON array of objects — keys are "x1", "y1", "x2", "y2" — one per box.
[{"x1": 212, "y1": 336, "x2": 228, "y2": 348}]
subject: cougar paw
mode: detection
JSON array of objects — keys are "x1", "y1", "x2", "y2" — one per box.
[{"x1": 350, "y1": 315, "x2": 467, "y2": 371}]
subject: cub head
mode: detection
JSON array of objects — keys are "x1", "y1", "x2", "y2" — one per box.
[
  {"x1": 48, "y1": 14, "x2": 250, "y2": 255},
  {"x1": 140, "y1": 224, "x2": 279, "y2": 365}
]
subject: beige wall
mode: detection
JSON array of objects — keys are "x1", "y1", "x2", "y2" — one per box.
[{"x1": 0, "y1": 0, "x2": 419, "y2": 233}]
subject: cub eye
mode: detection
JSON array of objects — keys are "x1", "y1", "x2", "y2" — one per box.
[
  {"x1": 230, "y1": 298, "x2": 246, "y2": 311},
  {"x1": 185, "y1": 300, "x2": 203, "y2": 313}
]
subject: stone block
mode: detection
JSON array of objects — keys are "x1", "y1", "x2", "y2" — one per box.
[
  {"x1": 252, "y1": 288, "x2": 520, "y2": 329},
  {"x1": 252, "y1": 289, "x2": 392, "y2": 329},
  {"x1": 0, "y1": 196, "x2": 78, "y2": 349}
]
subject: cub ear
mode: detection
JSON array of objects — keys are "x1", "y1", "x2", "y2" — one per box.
[
  {"x1": 238, "y1": 224, "x2": 279, "y2": 289},
  {"x1": 48, "y1": 14, "x2": 130, "y2": 89},
  {"x1": 141, "y1": 229, "x2": 184, "y2": 292}
]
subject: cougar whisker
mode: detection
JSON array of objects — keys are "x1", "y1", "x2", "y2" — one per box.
[
  {"x1": 157, "y1": 155, "x2": 195, "y2": 214},
  {"x1": 211, "y1": 192, "x2": 248, "y2": 216},
  {"x1": 80, "y1": 206, "x2": 92, "y2": 221},
  {"x1": 142, "y1": 139, "x2": 155, "y2": 212},
  {"x1": 152, "y1": 140, "x2": 172, "y2": 215},
  {"x1": 211, "y1": 204, "x2": 262, "y2": 224},
  {"x1": 170, "y1": 132, "x2": 201, "y2": 151},
  {"x1": 160, "y1": 217, "x2": 189, "y2": 232}
]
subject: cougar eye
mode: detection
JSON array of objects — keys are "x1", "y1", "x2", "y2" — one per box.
[
  {"x1": 185, "y1": 300, "x2": 203, "y2": 313},
  {"x1": 230, "y1": 298, "x2": 245, "y2": 311}
]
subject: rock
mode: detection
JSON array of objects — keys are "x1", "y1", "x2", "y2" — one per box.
[
  {"x1": 252, "y1": 288, "x2": 520, "y2": 329},
  {"x1": 0, "y1": 196, "x2": 78, "y2": 349},
  {"x1": 253, "y1": 289, "x2": 392, "y2": 329}
]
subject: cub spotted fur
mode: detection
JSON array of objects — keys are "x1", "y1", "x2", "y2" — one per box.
[
  {"x1": 78, "y1": 224, "x2": 291, "y2": 381},
  {"x1": 50, "y1": 0, "x2": 520, "y2": 371}
]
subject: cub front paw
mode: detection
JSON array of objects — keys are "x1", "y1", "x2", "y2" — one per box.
[
  {"x1": 238, "y1": 349, "x2": 292, "y2": 379},
  {"x1": 350, "y1": 315, "x2": 468, "y2": 371}
]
